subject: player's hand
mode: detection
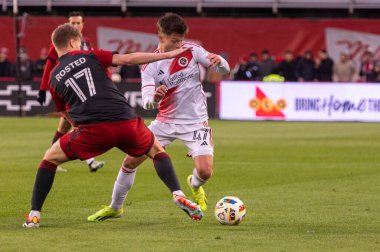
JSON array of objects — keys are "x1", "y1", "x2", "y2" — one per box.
[
  {"x1": 166, "y1": 47, "x2": 192, "y2": 58},
  {"x1": 154, "y1": 85, "x2": 168, "y2": 102},
  {"x1": 207, "y1": 53, "x2": 222, "y2": 68},
  {"x1": 36, "y1": 90, "x2": 46, "y2": 105}
]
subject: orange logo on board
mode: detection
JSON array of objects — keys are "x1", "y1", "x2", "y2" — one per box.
[{"x1": 249, "y1": 87, "x2": 286, "y2": 118}]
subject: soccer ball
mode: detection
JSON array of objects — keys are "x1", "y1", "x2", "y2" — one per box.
[{"x1": 215, "y1": 196, "x2": 246, "y2": 225}]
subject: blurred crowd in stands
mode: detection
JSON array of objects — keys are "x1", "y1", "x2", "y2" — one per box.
[
  {"x1": 0, "y1": 47, "x2": 141, "y2": 82},
  {"x1": 0, "y1": 47, "x2": 48, "y2": 81},
  {"x1": 230, "y1": 49, "x2": 380, "y2": 83},
  {"x1": 1, "y1": 46, "x2": 380, "y2": 83}
]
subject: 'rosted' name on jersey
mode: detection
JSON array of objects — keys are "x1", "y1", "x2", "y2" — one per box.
[{"x1": 55, "y1": 57, "x2": 86, "y2": 82}]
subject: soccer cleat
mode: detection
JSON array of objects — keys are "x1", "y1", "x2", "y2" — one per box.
[
  {"x1": 173, "y1": 195, "x2": 203, "y2": 220},
  {"x1": 187, "y1": 175, "x2": 207, "y2": 212},
  {"x1": 87, "y1": 205, "x2": 123, "y2": 222},
  {"x1": 56, "y1": 166, "x2": 67, "y2": 172},
  {"x1": 22, "y1": 214, "x2": 40, "y2": 228},
  {"x1": 88, "y1": 160, "x2": 105, "y2": 172}
]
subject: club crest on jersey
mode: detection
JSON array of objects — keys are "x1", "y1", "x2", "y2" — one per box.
[{"x1": 178, "y1": 57, "x2": 189, "y2": 67}]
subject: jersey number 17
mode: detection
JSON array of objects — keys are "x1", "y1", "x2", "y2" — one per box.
[{"x1": 65, "y1": 67, "x2": 96, "y2": 102}]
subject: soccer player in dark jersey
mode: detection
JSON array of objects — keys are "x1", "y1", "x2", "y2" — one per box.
[
  {"x1": 23, "y1": 23, "x2": 202, "y2": 228},
  {"x1": 36, "y1": 11, "x2": 104, "y2": 172}
]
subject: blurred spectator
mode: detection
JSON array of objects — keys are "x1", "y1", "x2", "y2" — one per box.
[
  {"x1": 233, "y1": 56, "x2": 250, "y2": 80},
  {"x1": 373, "y1": 62, "x2": 380, "y2": 83},
  {"x1": 206, "y1": 52, "x2": 230, "y2": 82},
  {"x1": 316, "y1": 49, "x2": 334, "y2": 82},
  {"x1": 359, "y1": 51, "x2": 377, "y2": 82},
  {"x1": 33, "y1": 48, "x2": 48, "y2": 77},
  {"x1": 277, "y1": 49, "x2": 297, "y2": 81},
  {"x1": 246, "y1": 52, "x2": 260, "y2": 80},
  {"x1": 259, "y1": 49, "x2": 277, "y2": 80},
  {"x1": 19, "y1": 48, "x2": 33, "y2": 81},
  {"x1": 333, "y1": 52, "x2": 356, "y2": 82},
  {"x1": 296, "y1": 50, "x2": 316, "y2": 82},
  {"x1": 0, "y1": 47, "x2": 14, "y2": 77},
  {"x1": 119, "y1": 64, "x2": 141, "y2": 80}
]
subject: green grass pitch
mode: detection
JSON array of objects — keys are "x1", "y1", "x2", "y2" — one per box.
[{"x1": 0, "y1": 117, "x2": 379, "y2": 251}]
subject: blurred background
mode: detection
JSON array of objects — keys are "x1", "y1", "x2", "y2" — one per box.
[{"x1": 1, "y1": 0, "x2": 380, "y2": 121}]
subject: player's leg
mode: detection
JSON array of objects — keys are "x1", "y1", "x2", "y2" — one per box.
[
  {"x1": 182, "y1": 122, "x2": 214, "y2": 211},
  {"x1": 52, "y1": 117, "x2": 72, "y2": 172},
  {"x1": 144, "y1": 121, "x2": 203, "y2": 219},
  {"x1": 146, "y1": 138, "x2": 203, "y2": 220},
  {"x1": 54, "y1": 117, "x2": 105, "y2": 172},
  {"x1": 89, "y1": 120, "x2": 175, "y2": 221},
  {"x1": 88, "y1": 118, "x2": 202, "y2": 221},
  {"x1": 88, "y1": 155, "x2": 147, "y2": 222},
  {"x1": 110, "y1": 155, "x2": 147, "y2": 210},
  {"x1": 23, "y1": 140, "x2": 71, "y2": 228},
  {"x1": 189, "y1": 155, "x2": 213, "y2": 211},
  {"x1": 25, "y1": 123, "x2": 114, "y2": 227},
  {"x1": 88, "y1": 139, "x2": 193, "y2": 222}
]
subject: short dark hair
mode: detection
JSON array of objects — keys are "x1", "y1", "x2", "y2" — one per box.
[
  {"x1": 249, "y1": 52, "x2": 258, "y2": 58},
  {"x1": 68, "y1": 11, "x2": 85, "y2": 21},
  {"x1": 156, "y1": 12, "x2": 188, "y2": 36},
  {"x1": 52, "y1": 23, "x2": 82, "y2": 51}
]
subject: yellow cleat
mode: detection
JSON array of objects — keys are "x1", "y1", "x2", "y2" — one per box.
[
  {"x1": 87, "y1": 205, "x2": 123, "y2": 222},
  {"x1": 187, "y1": 175, "x2": 207, "y2": 211}
]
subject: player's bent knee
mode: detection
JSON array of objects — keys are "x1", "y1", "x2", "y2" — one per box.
[
  {"x1": 146, "y1": 140, "x2": 165, "y2": 158},
  {"x1": 123, "y1": 156, "x2": 144, "y2": 169},
  {"x1": 198, "y1": 167, "x2": 213, "y2": 180}
]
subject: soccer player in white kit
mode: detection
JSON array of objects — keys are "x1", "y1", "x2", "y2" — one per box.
[{"x1": 88, "y1": 12, "x2": 230, "y2": 221}]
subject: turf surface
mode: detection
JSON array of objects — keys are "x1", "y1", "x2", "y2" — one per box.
[{"x1": 0, "y1": 118, "x2": 379, "y2": 251}]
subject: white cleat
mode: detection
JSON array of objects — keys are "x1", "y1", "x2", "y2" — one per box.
[
  {"x1": 22, "y1": 216, "x2": 40, "y2": 228},
  {"x1": 89, "y1": 160, "x2": 105, "y2": 172},
  {"x1": 173, "y1": 195, "x2": 203, "y2": 220}
]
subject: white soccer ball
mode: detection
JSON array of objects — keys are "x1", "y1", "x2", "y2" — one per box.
[{"x1": 215, "y1": 196, "x2": 246, "y2": 225}]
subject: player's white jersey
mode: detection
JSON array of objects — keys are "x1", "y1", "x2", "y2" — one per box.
[{"x1": 141, "y1": 42, "x2": 229, "y2": 124}]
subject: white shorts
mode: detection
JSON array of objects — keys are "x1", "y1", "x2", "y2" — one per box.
[{"x1": 148, "y1": 120, "x2": 214, "y2": 157}]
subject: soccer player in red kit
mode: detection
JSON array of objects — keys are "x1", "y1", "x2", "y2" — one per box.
[
  {"x1": 36, "y1": 11, "x2": 104, "y2": 172},
  {"x1": 23, "y1": 23, "x2": 203, "y2": 228}
]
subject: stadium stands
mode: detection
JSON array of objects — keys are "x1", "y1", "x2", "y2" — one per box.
[{"x1": 2, "y1": 0, "x2": 380, "y2": 13}]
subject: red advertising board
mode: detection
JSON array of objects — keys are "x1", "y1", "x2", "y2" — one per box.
[{"x1": 2, "y1": 16, "x2": 380, "y2": 66}]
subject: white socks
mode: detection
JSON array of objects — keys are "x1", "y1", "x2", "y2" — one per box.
[
  {"x1": 191, "y1": 168, "x2": 207, "y2": 189},
  {"x1": 29, "y1": 210, "x2": 40, "y2": 219},
  {"x1": 110, "y1": 165, "x2": 137, "y2": 211},
  {"x1": 85, "y1": 158, "x2": 95, "y2": 165},
  {"x1": 172, "y1": 190, "x2": 185, "y2": 197}
]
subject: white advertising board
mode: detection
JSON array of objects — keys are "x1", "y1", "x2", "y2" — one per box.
[{"x1": 219, "y1": 81, "x2": 380, "y2": 122}]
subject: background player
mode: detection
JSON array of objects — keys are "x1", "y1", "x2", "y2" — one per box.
[
  {"x1": 36, "y1": 11, "x2": 104, "y2": 172},
  {"x1": 23, "y1": 23, "x2": 202, "y2": 228},
  {"x1": 88, "y1": 12, "x2": 230, "y2": 221}
]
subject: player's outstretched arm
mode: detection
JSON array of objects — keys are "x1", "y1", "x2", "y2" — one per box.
[{"x1": 112, "y1": 47, "x2": 191, "y2": 66}]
